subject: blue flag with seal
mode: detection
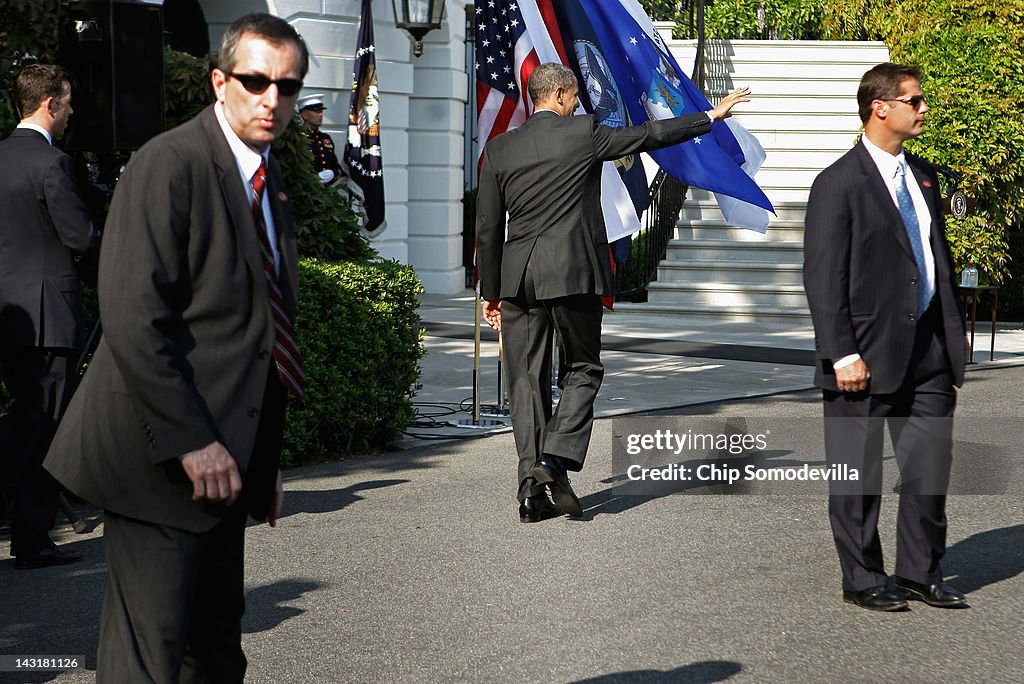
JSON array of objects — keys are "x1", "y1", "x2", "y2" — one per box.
[
  {"x1": 574, "y1": 0, "x2": 774, "y2": 220},
  {"x1": 550, "y1": 0, "x2": 649, "y2": 266}
]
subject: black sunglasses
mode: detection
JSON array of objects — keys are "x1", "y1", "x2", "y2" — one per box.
[
  {"x1": 887, "y1": 95, "x2": 927, "y2": 110},
  {"x1": 225, "y1": 71, "x2": 304, "y2": 97}
]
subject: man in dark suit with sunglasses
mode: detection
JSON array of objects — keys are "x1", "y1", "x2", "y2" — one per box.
[
  {"x1": 46, "y1": 13, "x2": 308, "y2": 681},
  {"x1": 804, "y1": 63, "x2": 967, "y2": 612}
]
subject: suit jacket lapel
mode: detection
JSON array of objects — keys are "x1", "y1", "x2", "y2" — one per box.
[
  {"x1": 852, "y1": 141, "x2": 914, "y2": 260},
  {"x1": 199, "y1": 106, "x2": 266, "y2": 283},
  {"x1": 907, "y1": 155, "x2": 943, "y2": 248}
]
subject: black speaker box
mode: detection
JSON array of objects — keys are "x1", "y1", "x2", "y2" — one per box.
[{"x1": 59, "y1": 0, "x2": 165, "y2": 152}]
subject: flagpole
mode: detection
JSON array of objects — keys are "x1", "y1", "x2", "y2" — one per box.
[
  {"x1": 456, "y1": 292, "x2": 505, "y2": 429},
  {"x1": 481, "y1": 329, "x2": 510, "y2": 418},
  {"x1": 473, "y1": 293, "x2": 482, "y2": 423}
]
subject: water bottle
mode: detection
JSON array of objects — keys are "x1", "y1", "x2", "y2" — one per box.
[{"x1": 961, "y1": 262, "x2": 979, "y2": 288}]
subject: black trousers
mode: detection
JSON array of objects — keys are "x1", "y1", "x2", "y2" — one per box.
[
  {"x1": 823, "y1": 306, "x2": 956, "y2": 591},
  {"x1": 96, "y1": 372, "x2": 286, "y2": 683},
  {"x1": 0, "y1": 346, "x2": 76, "y2": 556},
  {"x1": 501, "y1": 260, "x2": 604, "y2": 501}
]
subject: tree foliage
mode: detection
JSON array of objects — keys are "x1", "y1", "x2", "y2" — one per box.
[
  {"x1": 819, "y1": 0, "x2": 1024, "y2": 283},
  {"x1": 0, "y1": 0, "x2": 61, "y2": 134}
]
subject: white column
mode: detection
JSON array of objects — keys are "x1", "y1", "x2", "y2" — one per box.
[{"x1": 405, "y1": 0, "x2": 469, "y2": 294}]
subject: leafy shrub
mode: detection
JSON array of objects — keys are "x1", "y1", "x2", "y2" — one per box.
[
  {"x1": 644, "y1": 0, "x2": 827, "y2": 40},
  {"x1": 705, "y1": 0, "x2": 825, "y2": 40},
  {"x1": 284, "y1": 258, "x2": 425, "y2": 463},
  {"x1": 0, "y1": 0, "x2": 61, "y2": 138}
]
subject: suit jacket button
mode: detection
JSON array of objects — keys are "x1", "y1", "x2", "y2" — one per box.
[
  {"x1": 911, "y1": 277, "x2": 918, "y2": 285},
  {"x1": 247, "y1": 407, "x2": 259, "y2": 417},
  {"x1": 908, "y1": 313, "x2": 916, "y2": 321},
  {"x1": 259, "y1": 350, "x2": 270, "y2": 360}
]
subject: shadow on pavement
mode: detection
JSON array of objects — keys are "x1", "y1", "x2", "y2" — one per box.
[
  {"x1": 571, "y1": 659, "x2": 743, "y2": 683},
  {"x1": 944, "y1": 523, "x2": 1024, "y2": 594},
  {"x1": 275, "y1": 479, "x2": 409, "y2": 518},
  {"x1": 244, "y1": 579, "x2": 324, "y2": 634}
]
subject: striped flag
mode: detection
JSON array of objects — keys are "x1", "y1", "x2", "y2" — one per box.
[
  {"x1": 474, "y1": 0, "x2": 543, "y2": 169},
  {"x1": 474, "y1": 0, "x2": 636, "y2": 307}
]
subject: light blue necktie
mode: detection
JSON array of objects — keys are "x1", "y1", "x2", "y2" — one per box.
[{"x1": 895, "y1": 163, "x2": 933, "y2": 316}]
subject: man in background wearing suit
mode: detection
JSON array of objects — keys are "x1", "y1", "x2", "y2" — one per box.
[
  {"x1": 804, "y1": 63, "x2": 967, "y2": 612},
  {"x1": 0, "y1": 64, "x2": 97, "y2": 569},
  {"x1": 476, "y1": 63, "x2": 749, "y2": 522},
  {"x1": 45, "y1": 13, "x2": 307, "y2": 681}
]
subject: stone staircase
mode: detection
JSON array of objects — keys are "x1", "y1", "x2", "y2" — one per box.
[{"x1": 616, "y1": 39, "x2": 891, "y2": 324}]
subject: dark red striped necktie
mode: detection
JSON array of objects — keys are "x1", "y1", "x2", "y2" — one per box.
[{"x1": 251, "y1": 160, "x2": 305, "y2": 398}]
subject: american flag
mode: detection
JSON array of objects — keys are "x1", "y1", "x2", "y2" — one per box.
[{"x1": 475, "y1": 1, "x2": 566, "y2": 167}]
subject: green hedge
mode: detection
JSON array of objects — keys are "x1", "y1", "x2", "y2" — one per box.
[
  {"x1": 284, "y1": 258, "x2": 425, "y2": 464},
  {"x1": 644, "y1": 0, "x2": 827, "y2": 40}
]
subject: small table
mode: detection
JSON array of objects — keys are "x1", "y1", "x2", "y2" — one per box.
[{"x1": 958, "y1": 285, "x2": 999, "y2": 362}]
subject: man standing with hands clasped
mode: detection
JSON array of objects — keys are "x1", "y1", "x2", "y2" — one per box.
[
  {"x1": 804, "y1": 63, "x2": 968, "y2": 612},
  {"x1": 46, "y1": 13, "x2": 307, "y2": 681},
  {"x1": 476, "y1": 63, "x2": 751, "y2": 523}
]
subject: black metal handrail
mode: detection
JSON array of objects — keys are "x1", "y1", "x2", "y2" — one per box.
[
  {"x1": 613, "y1": 170, "x2": 689, "y2": 301},
  {"x1": 613, "y1": 0, "x2": 706, "y2": 302}
]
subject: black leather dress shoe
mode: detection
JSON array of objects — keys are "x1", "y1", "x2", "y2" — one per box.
[
  {"x1": 15, "y1": 543, "x2": 83, "y2": 570},
  {"x1": 842, "y1": 585, "x2": 910, "y2": 612},
  {"x1": 894, "y1": 577, "x2": 968, "y2": 608},
  {"x1": 530, "y1": 456, "x2": 583, "y2": 517},
  {"x1": 519, "y1": 494, "x2": 562, "y2": 523}
]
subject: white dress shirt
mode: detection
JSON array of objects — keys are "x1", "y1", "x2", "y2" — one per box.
[{"x1": 213, "y1": 102, "x2": 280, "y2": 273}]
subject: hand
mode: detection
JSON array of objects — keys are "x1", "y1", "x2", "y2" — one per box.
[
  {"x1": 835, "y1": 358, "x2": 870, "y2": 393},
  {"x1": 180, "y1": 441, "x2": 243, "y2": 505},
  {"x1": 483, "y1": 299, "x2": 502, "y2": 332},
  {"x1": 318, "y1": 169, "x2": 335, "y2": 184},
  {"x1": 965, "y1": 334, "x2": 972, "y2": 358},
  {"x1": 268, "y1": 470, "x2": 284, "y2": 527},
  {"x1": 708, "y1": 87, "x2": 752, "y2": 121}
]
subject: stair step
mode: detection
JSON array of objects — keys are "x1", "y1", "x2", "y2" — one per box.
[
  {"x1": 755, "y1": 131, "x2": 859, "y2": 149},
  {"x1": 657, "y1": 262, "x2": 804, "y2": 285},
  {"x1": 666, "y1": 240, "x2": 802, "y2": 262},
  {"x1": 648, "y1": 281, "x2": 808, "y2": 308},
  {"x1": 615, "y1": 301, "x2": 812, "y2": 324},
  {"x1": 729, "y1": 112, "x2": 864, "y2": 131},
  {"x1": 681, "y1": 198, "x2": 808, "y2": 223},
  {"x1": 674, "y1": 226, "x2": 805, "y2": 242},
  {"x1": 706, "y1": 77, "x2": 860, "y2": 97},
  {"x1": 668, "y1": 38, "x2": 890, "y2": 64},
  {"x1": 762, "y1": 149, "x2": 849, "y2": 167},
  {"x1": 702, "y1": 60, "x2": 895, "y2": 80}
]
